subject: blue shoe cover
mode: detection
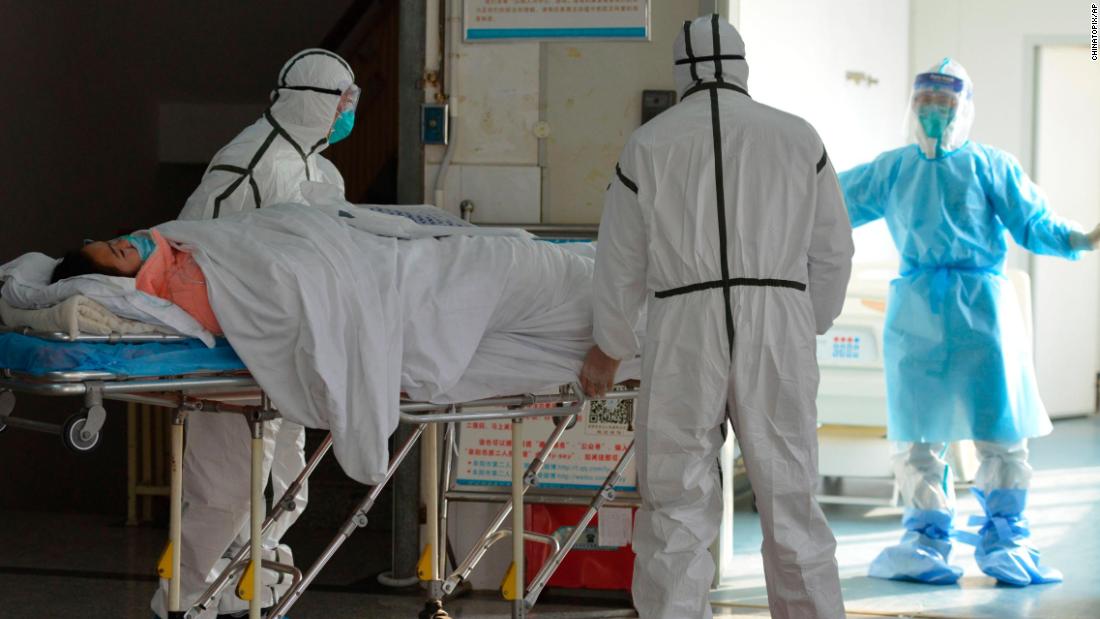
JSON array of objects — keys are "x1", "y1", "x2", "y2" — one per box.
[
  {"x1": 869, "y1": 508, "x2": 963, "y2": 584},
  {"x1": 966, "y1": 489, "x2": 1063, "y2": 587}
]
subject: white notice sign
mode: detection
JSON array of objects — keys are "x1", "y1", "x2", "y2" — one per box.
[
  {"x1": 455, "y1": 395, "x2": 636, "y2": 491},
  {"x1": 464, "y1": 0, "x2": 650, "y2": 42},
  {"x1": 597, "y1": 506, "x2": 634, "y2": 547}
]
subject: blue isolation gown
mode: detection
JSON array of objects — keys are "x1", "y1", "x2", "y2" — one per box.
[{"x1": 839, "y1": 142, "x2": 1082, "y2": 443}]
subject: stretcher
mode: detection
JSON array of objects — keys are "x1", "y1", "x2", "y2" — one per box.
[{"x1": 0, "y1": 327, "x2": 638, "y2": 619}]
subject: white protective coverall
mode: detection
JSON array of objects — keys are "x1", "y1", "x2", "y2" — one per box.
[
  {"x1": 152, "y1": 48, "x2": 354, "y2": 619},
  {"x1": 592, "y1": 16, "x2": 852, "y2": 619}
]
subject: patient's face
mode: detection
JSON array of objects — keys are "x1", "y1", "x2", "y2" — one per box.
[{"x1": 82, "y1": 238, "x2": 143, "y2": 277}]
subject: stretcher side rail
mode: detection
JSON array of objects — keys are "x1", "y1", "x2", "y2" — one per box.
[
  {"x1": 415, "y1": 385, "x2": 639, "y2": 619},
  {"x1": 0, "y1": 326, "x2": 190, "y2": 343},
  {"x1": 444, "y1": 489, "x2": 641, "y2": 507},
  {"x1": 398, "y1": 387, "x2": 637, "y2": 424},
  {"x1": 270, "y1": 385, "x2": 640, "y2": 619},
  {"x1": 0, "y1": 372, "x2": 258, "y2": 395}
]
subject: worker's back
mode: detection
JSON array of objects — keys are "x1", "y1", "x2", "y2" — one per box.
[
  {"x1": 588, "y1": 16, "x2": 852, "y2": 619},
  {"x1": 625, "y1": 89, "x2": 832, "y2": 293},
  {"x1": 179, "y1": 49, "x2": 352, "y2": 221},
  {"x1": 592, "y1": 14, "x2": 852, "y2": 363}
]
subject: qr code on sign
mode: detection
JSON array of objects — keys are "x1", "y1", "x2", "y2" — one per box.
[{"x1": 588, "y1": 396, "x2": 634, "y2": 435}]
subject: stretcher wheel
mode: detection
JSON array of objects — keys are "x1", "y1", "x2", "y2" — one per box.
[
  {"x1": 418, "y1": 600, "x2": 451, "y2": 619},
  {"x1": 551, "y1": 415, "x2": 578, "y2": 431},
  {"x1": 0, "y1": 390, "x2": 13, "y2": 432},
  {"x1": 63, "y1": 413, "x2": 101, "y2": 453}
]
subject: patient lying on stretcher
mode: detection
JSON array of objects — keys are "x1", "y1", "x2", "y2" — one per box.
[
  {"x1": 41, "y1": 201, "x2": 639, "y2": 484},
  {"x1": 52, "y1": 230, "x2": 222, "y2": 334}
]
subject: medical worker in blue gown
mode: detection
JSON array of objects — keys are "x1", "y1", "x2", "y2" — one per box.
[{"x1": 839, "y1": 58, "x2": 1100, "y2": 586}]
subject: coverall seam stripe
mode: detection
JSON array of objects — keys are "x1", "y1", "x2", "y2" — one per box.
[
  {"x1": 816, "y1": 147, "x2": 829, "y2": 174},
  {"x1": 212, "y1": 176, "x2": 248, "y2": 219},
  {"x1": 209, "y1": 165, "x2": 249, "y2": 175},
  {"x1": 248, "y1": 175, "x2": 261, "y2": 209},
  {"x1": 655, "y1": 278, "x2": 807, "y2": 298},
  {"x1": 247, "y1": 127, "x2": 281, "y2": 171},
  {"x1": 708, "y1": 88, "x2": 736, "y2": 359},
  {"x1": 711, "y1": 14, "x2": 724, "y2": 82},
  {"x1": 278, "y1": 84, "x2": 343, "y2": 96},
  {"x1": 278, "y1": 49, "x2": 353, "y2": 86},
  {"x1": 682, "y1": 82, "x2": 750, "y2": 100},
  {"x1": 307, "y1": 137, "x2": 328, "y2": 158},
  {"x1": 674, "y1": 54, "x2": 744, "y2": 65},
  {"x1": 263, "y1": 110, "x2": 313, "y2": 181},
  {"x1": 683, "y1": 21, "x2": 699, "y2": 83},
  {"x1": 615, "y1": 163, "x2": 639, "y2": 194},
  {"x1": 211, "y1": 127, "x2": 279, "y2": 218}
]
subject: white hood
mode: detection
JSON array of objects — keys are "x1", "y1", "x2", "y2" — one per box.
[
  {"x1": 909, "y1": 57, "x2": 975, "y2": 159},
  {"x1": 268, "y1": 48, "x2": 355, "y2": 155},
  {"x1": 673, "y1": 15, "x2": 749, "y2": 99}
]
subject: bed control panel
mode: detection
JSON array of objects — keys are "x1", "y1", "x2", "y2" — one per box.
[{"x1": 816, "y1": 327, "x2": 878, "y2": 366}]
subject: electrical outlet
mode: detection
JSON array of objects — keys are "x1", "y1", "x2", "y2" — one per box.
[
  {"x1": 422, "y1": 104, "x2": 448, "y2": 145},
  {"x1": 641, "y1": 90, "x2": 676, "y2": 125}
]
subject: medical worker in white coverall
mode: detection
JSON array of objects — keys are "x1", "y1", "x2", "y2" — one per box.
[
  {"x1": 580, "y1": 16, "x2": 852, "y2": 619},
  {"x1": 152, "y1": 48, "x2": 359, "y2": 619}
]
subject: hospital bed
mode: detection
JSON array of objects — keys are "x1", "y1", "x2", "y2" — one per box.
[
  {"x1": 815, "y1": 263, "x2": 1034, "y2": 504},
  {"x1": 0, "y1": 324, "x2": 637, "y2": 619}
]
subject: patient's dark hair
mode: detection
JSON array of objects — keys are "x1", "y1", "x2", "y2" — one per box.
[{"x1": 50, "y1": 250, "x2": 111, "y2": 284}]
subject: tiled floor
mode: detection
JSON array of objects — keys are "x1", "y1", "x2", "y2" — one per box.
[{"x1": 1, "y1": 416, "x2": 1097, "y2": 618}]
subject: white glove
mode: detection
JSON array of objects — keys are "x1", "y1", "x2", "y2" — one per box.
[{"x1": 1070, "y1": 224, "x2": 1100, "y2": 251}]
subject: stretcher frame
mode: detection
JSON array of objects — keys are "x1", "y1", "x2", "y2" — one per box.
[{"x1": 0, "y1": 328, "x2": 639, "y2": 619}]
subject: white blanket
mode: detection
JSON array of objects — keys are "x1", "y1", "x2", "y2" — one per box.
[
  {"x1": 0, "y1": 252, "x2": 214, "y2": 345},
  {"x1": 0, "y1": 295, "x2": 168, "y2": 338},
  {"x1": 157, "y1": 203, "x2": 637, "y2": 484}
]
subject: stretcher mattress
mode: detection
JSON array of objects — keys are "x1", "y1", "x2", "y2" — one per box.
[{"x1": 0, "y1": 332, "x2": 245, "y2": 377}]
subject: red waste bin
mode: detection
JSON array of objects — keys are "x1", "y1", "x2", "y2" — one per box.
[{"x1": 525, "y1": 503, "x2": 636, "y2": 591}]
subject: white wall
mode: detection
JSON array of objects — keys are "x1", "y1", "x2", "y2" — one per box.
[
  {"x1": 424, "y1": 23, "x2": 542, "y2": 222},
  {"x1": 542, "y1": 2, "x2": 702, "y2": 223},
  {"x1": 1033, "y1": 45, "x2": 1100, "y2": 415},
  {"x1": 738, "y1": 0, "x2": 910, "y2": 265},
  {"x1": 427, "y1": 1, "x2": 712, "y2": 224}
]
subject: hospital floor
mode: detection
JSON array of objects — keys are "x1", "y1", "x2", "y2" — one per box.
[{"x1": 0, "y1": 417, "x2": 1096, "y2": 618}]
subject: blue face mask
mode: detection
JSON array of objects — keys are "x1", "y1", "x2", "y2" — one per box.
[
  {"x1": 122, "y1": 233, "x2": 157, "y2": 261},
  {"x1": 918, "y1": 104, "x2": 955, "y2": 140},
  {"x1": 328, "y1": 111, "x2": 355, "y2": 144}
]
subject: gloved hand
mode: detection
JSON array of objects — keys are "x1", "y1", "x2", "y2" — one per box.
[
  {"x1": 1070, "y1": 224, "x2": 1100, "y2": 251},
  {"x1": 579, "y1": 345, "x2": 621, "y2": 398}
]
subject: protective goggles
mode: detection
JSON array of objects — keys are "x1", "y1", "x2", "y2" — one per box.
[
  {"x1": 336, "y1": 84, "x2": 361, "y2": 115},
  {"x1": 912, "y1": 90, "x2": 960, "y2": 109}
]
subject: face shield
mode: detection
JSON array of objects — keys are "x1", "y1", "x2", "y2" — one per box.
[
  {"x1": 907, "y1": 59, "x2": 974, "y2": 159},
  {"x1": 336, "y1": 81, "x2": 361, "y2": 116},
  {"x1": 328, "y1": 81, "x2": 360, "y2": 144}
]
